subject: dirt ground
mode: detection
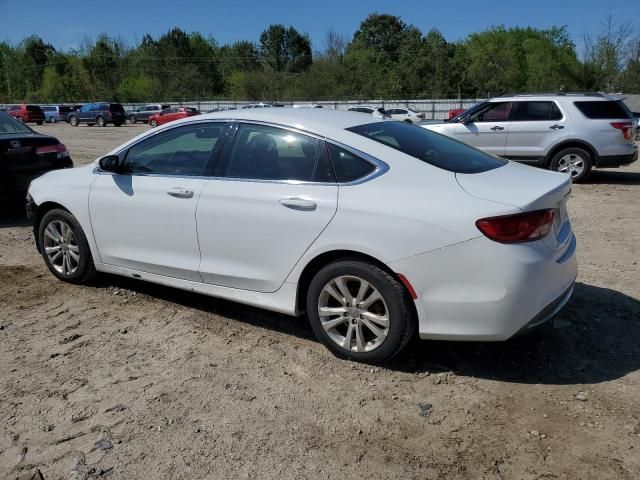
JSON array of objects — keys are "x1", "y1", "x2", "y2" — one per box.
[{"x1": 1, "y1": 123, "x2": 639, "y2": 480}]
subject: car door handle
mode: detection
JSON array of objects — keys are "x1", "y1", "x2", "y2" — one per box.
[
  {"x1": 166, "y1": 187, "x2": 194, "y2": 199},
  {"x1": 279, "y1": 197, "x2": 317, "y2": 211},
  {"x1": 550, "y1": 125, "x2": 565, "y2": 130},
  {"x1": 490, "y1": 126, "x2": 505, "y2": 131}
]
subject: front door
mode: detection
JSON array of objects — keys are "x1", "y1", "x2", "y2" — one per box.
[
  {"x1": 89, "y1": 122, "x2": 226, "y2": 281},
  {"x1": 453, "y1": 101, "x2": 513, "y2": 157},
  {"x1": 196, "y1": 122, "x2": 338, "y2": 292}
]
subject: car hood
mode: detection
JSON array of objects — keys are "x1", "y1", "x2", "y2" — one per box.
[{"x1": 455, "y1": 162, "x2": 571, "y2": 211}]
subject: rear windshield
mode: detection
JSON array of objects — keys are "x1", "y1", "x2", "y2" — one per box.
[
  {"x1": 347, "y1": 121, "x2": 507, "y2": 174},
  {"x1": 110, "y1": 103, "x2": 125, "y2": 113},
  {"x1": 574, "y1": 100, "x2": 632, "y2": 119},
  {"x1": 0, "y1": 111, "x2": 33, "y2": 134}
]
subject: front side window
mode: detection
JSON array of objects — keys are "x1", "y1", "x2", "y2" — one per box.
[
  {"x1": 347, "y1": 121, "x2": 507, "y2": 174},
  {"x1": 122, "y1": 123, "x2": 224, "y2": 176},
  {"x1": 470, "y1": 102, "x2": 513, "y2": 122},
  {"x1": 224, "y1": 123, "x2": 335, "y2": 182},
  {"x1": 512, "y1": 101, "x2": 562, "y2": 121}
]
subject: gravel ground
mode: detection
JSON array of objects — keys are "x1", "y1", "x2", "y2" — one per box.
[{"x1": 1, "y1": 123, "x2": 639, "y2": 480}]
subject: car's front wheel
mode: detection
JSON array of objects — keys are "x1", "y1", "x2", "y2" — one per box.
[
  {"x1": 69, "y1": 116, "x2": 79, "y2": 127},
  {"x1": 38, "y1": 209, "x2": 96, "y2": 284},
  {"x1": 129, "y1": 115, "x2": 137, "y2": 124},
  {"x1": 96, "y1": 116, "x2": 106, "y2": 127},
  {"x1": 550, "y1": 147, "x2": 592, "y2": 183},
  {"x1": 306, "y1": 260, "x2": 416, "y2": 363},
  {"x1": 149, "y1": 119, "x2": 158, "y2": 128}
]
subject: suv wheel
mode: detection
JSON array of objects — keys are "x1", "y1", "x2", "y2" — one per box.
[
  {"x1": 129, "y1": 115, "x2": 136, "y2": 124},
  {"x1": 96, "y1": 116, "x2": 106, "y2": 127},
  {"x1": 69, "y1": 116, "x2": 79, "y2": 127},
  {"x1": 550, "y1": 147, "x2": 592, "y2": 183},
  {"x1": 38, "y1": 209, "x2": 96, "y2": 284},
  {"x1": 306, "y1": 260, "x2": 416, "y2": 364}
]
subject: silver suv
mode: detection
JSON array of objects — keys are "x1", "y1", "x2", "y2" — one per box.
[{"x1": 422, "y1": 93, "x2": 638, "y2": 182}]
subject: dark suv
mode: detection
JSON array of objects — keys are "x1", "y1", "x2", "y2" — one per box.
[{"x1": 68, "y1": 103, "x2": 126, "y2": 127}]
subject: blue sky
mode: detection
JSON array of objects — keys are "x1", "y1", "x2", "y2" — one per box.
[{"x1": 0, "y1": 0, "x2": 637, "y2": 52}]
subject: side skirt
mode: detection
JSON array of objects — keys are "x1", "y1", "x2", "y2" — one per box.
[{"x1": 95, "y1": 263, "x2": 300, "y2": 316}]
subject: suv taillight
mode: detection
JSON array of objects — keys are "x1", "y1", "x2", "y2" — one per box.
[
  {"x1": 36, "y1": 143, "x2": 69, "y2": 158},
  {"x1": 610, "y1": 122, "x2": 633, "y2": 141},
  {"x1": 476, "y1": 210, "x2": 554, "y2": 243}
]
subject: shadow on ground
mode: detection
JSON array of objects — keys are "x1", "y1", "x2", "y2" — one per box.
[
  {"x1": 0, "y1": 199, "x2": 31, "y2": 228},
  {"x1": 97, "y1": 274, "x2": 640, "y2": 386},
  {"x1": 587, "y1": 169, "x2": 640, "y2": 185}
]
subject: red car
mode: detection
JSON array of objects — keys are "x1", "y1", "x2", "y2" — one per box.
[
  {"x1": 149, "y1": 107, "x2": 200, "y2": 127},
  {"x1": 447, "y1": 108, "x2": 466, "y2": 120},
  {"x1": 5, "y1": 104, "x2": 45, "y2": 125}
]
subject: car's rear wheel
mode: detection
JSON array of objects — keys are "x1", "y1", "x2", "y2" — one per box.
[
  {"x1": 38, "y1": 209, "x2": 96, "y2": 284},
  {"x1": 69, "y1": 116, "x2": 79, "y2": 127},
  {"x1": 550, "y1": 147, "x2": 592, "y2": 183},
  {"x1": 96, "y1": 116, "x2": 106, "y2": 127},
  {"x1": 129, "y1": 115, "x2": 136, "y2": 124},
  {"x1": 36, "y1": 121, "x2": 43, "y2": 125},
  {"x1": 306, "y1": 260, "x2": 416, "y2": 364},
  {"x1": 149, "y1": 119, "x2": 158, "y2": 128},
  {"x1": 114, "y1": 121, "x2": 123, "y2": 127}
]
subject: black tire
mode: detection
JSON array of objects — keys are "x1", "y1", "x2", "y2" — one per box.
[
  {"x1": 36, "y1": 121, "x2": 43, "y2": 125},
  {"x1": 69, "y1": 116, "x2": 79, "y2": 127},
  {"x1": 404, "y1": 119, "x2": 413, "y2": 123},
  {"x1": 114, "y1": 121, "x2": 123, "y2": 127},
  {"x1": 149, "y1": 119, "x2": 158, "y2": 128},
  {"x1": 550, "y1": 147, "x2": 592, "y2": 183},
  {"x1": 306, "y1": 260, "x2": 416, "y2": 364},
  {"x1": 96, "y1": 116, "x2": 106, "y2": 127},
  {"x1": 129, "y1": 115, "x2": 137, "y2": 124},
  {"x1": 38, "y1": 209, "x2": 96, "y2": 285}
]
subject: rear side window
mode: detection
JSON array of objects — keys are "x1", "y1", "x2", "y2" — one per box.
[
  {"x1": 27, "y1": 105, "x2": 42, "y2": 112},
  {"x1": 574, "y1": 101, "x2": 632, "y2": 119},
  {"x1": 512, "y1": 101, "x2": 562, "y2": 121},
  {"x1": 347, "y1": 121, "x2": 507, "y2": 174},
  {"x1": 326, "y1": 144, "x2": 376, "y2": 182},
  {"x1": 110, "y1": 103, "x2": 125, "y2": 113}
]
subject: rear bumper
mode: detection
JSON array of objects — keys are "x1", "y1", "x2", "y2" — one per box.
[
  {"x1": 596, "y1": 148, "x2": 638, "y2": 168},
  {"x1": 389, "y1": 232, "x2": 577, "y2": 341}
]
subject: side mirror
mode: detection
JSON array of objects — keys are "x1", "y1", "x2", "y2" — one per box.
[{"x1": 98, "y1": 155, "x2": 122, "y2": 173}]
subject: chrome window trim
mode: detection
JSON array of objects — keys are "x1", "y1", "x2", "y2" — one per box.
[{"x1": 104, "y1": 118, "x2": 389, "y2": 185}]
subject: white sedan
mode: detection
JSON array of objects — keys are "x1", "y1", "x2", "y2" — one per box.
[
  {"x1": 384, "y1": 107, "x2": 425, "y2": 123},
  {"x1": 27, "y1": 109, "x2": 577, "y2": 363}
]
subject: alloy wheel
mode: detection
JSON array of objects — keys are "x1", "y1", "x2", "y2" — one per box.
[
  {"x1": 557, "y1": 153, "x2": 584, "y2": 178},
  {"x1": 43, "y1": 220, "x2": 80, "y2": 276},
  {"x1": 318, "y1": 275, "x2": 390, "y2": 353}
]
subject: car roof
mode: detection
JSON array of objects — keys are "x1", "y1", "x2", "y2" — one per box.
[{"x1": 490, "y1": 93, "x2": 617, "y2": 102}]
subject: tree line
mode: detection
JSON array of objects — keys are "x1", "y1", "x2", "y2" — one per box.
[{"x1": 0, "y1": 13, "x2": 638, "y2": 104}]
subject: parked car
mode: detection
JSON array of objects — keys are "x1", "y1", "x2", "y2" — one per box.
[
  {"x1": 346, "y1": 105, "x2": 390, "y2": 119},
  {"x1": 128, "y1": 104, "x2": 171, "y2": 124},
  {"x1": 448, "y1": 108, "x2": 466, "y2": 120},
  {"x1": 27, "y1": 109, "x2": 576, "y2": 363},
  {"x1": 42, "y1": 105, "x2": 63, "y2": 123},
  {"x1": 633, "y1": 112, "x2": 640, "y2": 140},
  {"x1": 68, "y1": 103, "x2": 126, "y2": 127},
  {"x1": 422, "y1": 93, "x2": 638, "y2": 182},
  {"x1": 385, "y1": 107, "x2": 425, "y2": 123},
  {"x1": 0, "y1": 110, "x2": 72, "y2": 199},
  {"x1": 148, "y1": 107, "x2": 200, "y2": 127},
  {"x1": 60, "y1": 105, "x2": 82, "y2": 123},
  {"x1": 241, "y1": 103, "x2": 285, "y2": 109},
  {"x1": 293, "y1": 104, "x2": 323, "y2": 109},
  {"x1": 5, "y1": 104, "x2": 45, "y2": 125}
]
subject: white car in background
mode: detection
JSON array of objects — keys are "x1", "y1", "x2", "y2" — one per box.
[
  {"x1": 346, "y1": 105, "x2": 390, "y2": 119},
  {"x1": 27, "y1": 109, "x2": 577, "y2": 363},
  {"x1": 384, "y1": 107, "x2": 425, "y2": 123}
]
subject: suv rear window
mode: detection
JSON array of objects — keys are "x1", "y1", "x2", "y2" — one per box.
[
  {"x1": 26, "y1": 105, "x2": 42, "y2": 112},
  {"x1": 110, "y1": 103, "x2": 125, "y2": 113},
  {"x1": 347, "y1": 121, "x2": 507, "y2": 174},
  {"x1": 574, "y1": 100, "x2": 631, "y2": 119}
]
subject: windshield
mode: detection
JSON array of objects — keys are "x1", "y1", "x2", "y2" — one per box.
[
  {"x1": 0, "y1": 111, "x2": 34, "y2": 135},
  {"x1": 347, "y1": 121, "x2": 507, "y2": 174}
]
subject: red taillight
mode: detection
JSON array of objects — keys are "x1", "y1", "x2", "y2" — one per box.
[
  {"x1": 476, "y1": 209, "x2": 554, "y2": 243},
  {"x1": 36, "y1": 143, "x2": 68, "y2": 157},
  {"x1": 610, "y1": 122, "x2": 633, "y2": 141}
]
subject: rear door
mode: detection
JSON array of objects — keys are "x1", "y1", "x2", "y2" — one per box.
[
  {"x1": 453, "y1": 102, "x2": 513, "y2": 156},
  {"x1": 505, "y1": 101, "x2": 568, "y2": 162},
  {"x1": 196, "y1": 122, "x2": 338, "y2": 292}
]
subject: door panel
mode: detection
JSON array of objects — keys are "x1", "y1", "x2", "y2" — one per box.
[
  {"x1": 453, "y1": 102, "x2": 513, "y2": 156},
  {"x1": 505, "y1": 101, "x2": 568, "y2": 159},
  {"x1": 89, "y1": 174, "x2": 208, "y2": 280},
  {"x1": 197, "y1": 123, "x2": 338, "y2": 292}
]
